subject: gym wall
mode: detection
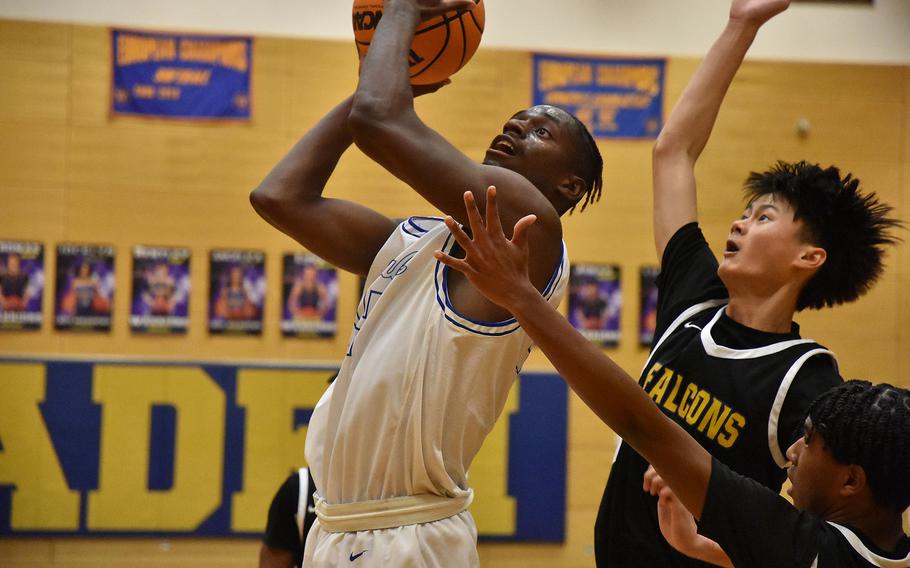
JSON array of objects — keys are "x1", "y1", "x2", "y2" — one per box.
[{"x1": 0, "y1": 18, "x2": 907, "y2": 567}]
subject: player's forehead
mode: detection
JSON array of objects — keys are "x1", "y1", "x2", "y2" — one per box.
[
  {"x1": 744, "y1": 193, "x2": 795, "y2": 215},
  {"x1": 510, "y1": 105, "x2": 573, "y2": 125}
]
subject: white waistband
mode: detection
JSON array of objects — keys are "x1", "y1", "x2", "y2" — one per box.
[{"x1": 314, "y1": 489, "x2": 473, "y2": 533}]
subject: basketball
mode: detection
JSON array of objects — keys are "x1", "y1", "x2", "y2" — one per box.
[{"x1": 352, "y1": 0, "x2": 485, "y2": 85}]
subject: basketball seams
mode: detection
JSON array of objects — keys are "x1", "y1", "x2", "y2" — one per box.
[
  {"x1": 467, "y1": 9, "x2": 484, "y2": 33},
  {"x1": 415, "y1": 12, "x2": 465, "y2": 35},
  {"x1": 410, "y1": 17, "x2": 451, "y2": 80},
  {"x1": 456, "y1": 12, "x2": 468, "y2": 70}
]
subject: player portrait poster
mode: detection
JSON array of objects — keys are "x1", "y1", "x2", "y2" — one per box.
[
  {"x1": 54, "y1": 244, "x2": 115, "y2": 332},
  {"x1": 281, "y1": 253, "x2": 338, "y2": 338},
  {"x1": 640, "y1": 266, "x2": 660, "y2": 346},
  {"x1": 208, "y1": 249, "x2": 265, "y2": 335},
  {"x1": 130, "y1": 246, "x2": 191, "y2": 334},
  {"x1": 0, "y1": 240, "x2": 44, "y2": 331},
  {"x1": 568, "y1": 263, "x2": 621, "y2": 347}
]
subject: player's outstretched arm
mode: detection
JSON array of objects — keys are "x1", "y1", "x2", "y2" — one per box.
[
  {"x1": 250, "y1": 96, "x2": 397, "y2": 276},
  {"x1": 435, "y1": 186, "x2": 713, "y2": 519},
  {"x1": 652, "y1": 0, "x2": 790, "y2": 259},
  {"x1": 644, "y1": 466, "x2": 734, "y2": 567},
  {"x1": 347, "y1": 0, "x2": 563, "y2": 290}
]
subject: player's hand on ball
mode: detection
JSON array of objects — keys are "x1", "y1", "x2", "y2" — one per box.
[
  {"x1": 390, "y1": 0, "x2": 474, "y2": 19},
  {"x1": 412, "y1": 79, "x2": 451, "y2": 98},
  {"x1": 434, "y1": 186, "x2": 539, "y2": 311},
  {"x1": 412, "y1": 0, "x2": 476, "y2": 18}
]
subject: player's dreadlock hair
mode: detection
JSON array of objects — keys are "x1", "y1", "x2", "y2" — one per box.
[
  {"x1": 807, "y1": 380, "x2": 910, "y2": 512},
  {"x1": 557, "y1": 108, "x2": 603, "y2": 213},
  {"x1": 744, "y1": 161, "x2": 901, "y2": 311}
]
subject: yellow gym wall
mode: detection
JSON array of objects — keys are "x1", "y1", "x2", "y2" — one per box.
[{"x1": 1, "y1": 18, "x2": 908, "y2": 567}]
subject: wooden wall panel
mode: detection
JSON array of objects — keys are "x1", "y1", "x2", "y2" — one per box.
[
  {"x1": 1, "y1": 18, "x2": 908, "y2": 567},
  {"x1": 899, "y1": 66, "x2": 910, "y2": 389},
  {"x1": 0, "y1": 123, "x2": 68, "y2": 189}
]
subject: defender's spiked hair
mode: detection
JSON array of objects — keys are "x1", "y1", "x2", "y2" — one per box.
[
  {"x1": 807, "y1": 381, "x2": 910, "y2": 512},
  {"x1": 744, "y1": 161, "x2": 901, "y2": 311}
]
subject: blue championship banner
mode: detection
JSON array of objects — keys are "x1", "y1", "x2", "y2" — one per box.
[
  {"x1": 533, "y1": 54, "x2": 665, "y2": 139},
  {"x1": 111, "y1": 29, "x2": 252, "y2": 120},
  {"x1": 0, "y1": 360, "x2": 567, "y2": 541}
]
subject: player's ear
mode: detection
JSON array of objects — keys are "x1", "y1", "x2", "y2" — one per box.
[
  {"x1": 558, "y1": 175, "x2": 586, "y2": 203},
  {"x1": 840, "y1": 464, "x2": 867, "y2": 499},
  {"x1": 796, "y1": 245, "x2": 826, "y2": 271}
]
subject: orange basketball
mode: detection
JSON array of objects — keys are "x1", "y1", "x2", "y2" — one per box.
[{"x1": 353, "y1": 0, "x2": 485, "y2": 85}]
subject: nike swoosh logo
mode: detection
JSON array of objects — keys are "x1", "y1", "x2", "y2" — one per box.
[
  {"x1": 350, "y1": 550, "x2": 367, "y2": 562},
  {"x1": 684, "y1": 322, "x2": 702, "y2": 331}
]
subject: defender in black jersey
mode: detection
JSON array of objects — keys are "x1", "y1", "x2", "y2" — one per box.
[
  {"x1": 645, "y1": 381, "x2": 910, "y2": 568},
  {"x1": 260, "y1": 468, "x2": 318, "y2": 568},
  {"x1": 434, "y1": 188, "x2": 909, "y2": 568},
  {"x1": 582, "y1": 0, "x2": 902, "y2": 565}
]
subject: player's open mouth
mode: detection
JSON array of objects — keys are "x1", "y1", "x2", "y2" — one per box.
[
  {"x1": 489, "y1": 135, "x2": 516, "y2": 156},
  {"x1": 724, "y1": 240, "x2": 739, "y2": 256}
]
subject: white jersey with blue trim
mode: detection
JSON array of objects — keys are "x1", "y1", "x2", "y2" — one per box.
[{"x1": 305, "y1": 216, "x2": 568, "y2": 506}]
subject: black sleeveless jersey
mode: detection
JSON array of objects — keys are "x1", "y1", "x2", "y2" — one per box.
[
  {"x1": 264, "y1": 467, "x2": 317, "y2": 568},
  {"x1": 595, "y1": 224, "x2": 843, "y2": 568},
  {"x1": 701, "y1": 458, "x2": 910, "y2": 567}
]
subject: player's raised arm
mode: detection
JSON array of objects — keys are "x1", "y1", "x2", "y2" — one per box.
[
  {"x1": 250, "y1": 96, "x2": 398, "y2": 276},
  {"x1": 644, "y1": 466, "x2": 734, "y2": 567},
  {"x1": 435, "y1": 187, "x2": 713, "y2": 519},
  {"x1": 347, "y1": 0, "x2": 565, "y2": 283},
  {"x1": 652, "y1": 0, "x2": 790, "y2": 259}
]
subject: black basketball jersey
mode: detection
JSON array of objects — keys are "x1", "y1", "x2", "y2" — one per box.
[
  {"x1": 595, "y1": 223, "x2": 843, "y2": 568},
  {"x1": 700, "y1": 457, "x2": 910, "y2": 567},
  {"x1": 263, "y1": 467, "x2": 318, "y2": 568}
]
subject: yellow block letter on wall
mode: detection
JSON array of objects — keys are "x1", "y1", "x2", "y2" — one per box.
[
  {"x1": 0, "y1": 363, "x2": 80, "y2": 530},
  {"x1": 231, "y1": 368, "x2": 332, "y2": 532},
  {"x1": 87, "y1": 365, "x2": 225, "y2": 531}
]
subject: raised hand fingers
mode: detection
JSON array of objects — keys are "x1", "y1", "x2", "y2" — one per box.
[
  {"x1": 424, "y1": 0, "x2": 475, "y2": 12},
  {"x1": 416, "y1": 0, "x2": 475, "y2": 19},
  {"x1": 511, "y1": 214, "x2": 537, "y2": 249},
  {"x1": 444, "y1": 216, "x2": 474, "y2": 252},
  {"x1": 484, "y1": 186, "x2": 505, "y2": 239},
  {"x1": 434, "y1": 249, "x2": 476, "y2": 276},
  {"x1": 643, "y1": 465, "x2": 656, "y2": 492},
  {"x1": 643, "y1": 465, "x2": 665, "y2": 496},
  {"x1": 462, "y1": 191, "x2": 487, "y2": 238}
]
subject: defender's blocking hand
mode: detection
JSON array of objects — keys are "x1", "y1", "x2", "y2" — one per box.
[{"x1": 433, "y1": 186, "x2": 539, "y2": 312}]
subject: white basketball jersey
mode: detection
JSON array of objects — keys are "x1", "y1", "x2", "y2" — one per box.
[{"x1": 305, "y1": 217, "x2": 568, "y2": 506}]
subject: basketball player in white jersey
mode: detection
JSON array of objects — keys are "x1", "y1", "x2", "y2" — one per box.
[{"x1": 250, "y1": 0, "x2": 603, "y2": 564}]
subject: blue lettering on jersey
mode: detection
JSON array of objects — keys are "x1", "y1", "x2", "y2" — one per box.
[
  {"x1": 381, "y1": 252, "x2": 417, "y2": 280},
  {"x1": 347, "y1": 251, "x2": 419, "y2": 357}
]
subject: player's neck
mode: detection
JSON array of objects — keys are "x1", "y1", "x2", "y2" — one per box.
[
  {"x1": 725, "y1": 292, "x2": 796, "y2": 334},
  {"x1": 830, "y1": 504, "x2": 908, "y2": 555}
]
